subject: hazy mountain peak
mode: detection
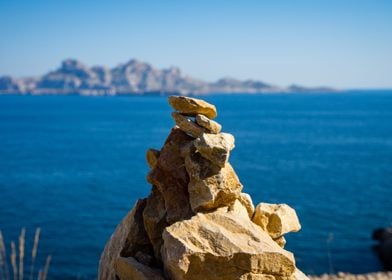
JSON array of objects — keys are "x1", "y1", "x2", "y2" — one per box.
[
  {"x1": 0, "y1": 58, "x2": 335, "y2": 95},
  {"x1": 61, "y1": 59, "x2": 86, "y2": 69}
]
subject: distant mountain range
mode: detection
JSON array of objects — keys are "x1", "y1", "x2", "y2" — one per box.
[{"x1": 0, "y1": 59, "x2": 336, "y2": 95}]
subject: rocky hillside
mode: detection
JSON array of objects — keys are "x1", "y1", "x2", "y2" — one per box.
[
  {"x1": 98, "y1": 96, "x2": 308, "y2": 280},
  {"x1": 0, "y1": 59, "x2": 335, "y2": 95}
]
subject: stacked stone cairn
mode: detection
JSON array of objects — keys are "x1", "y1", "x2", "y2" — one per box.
[{"x1": 98, "y1": 96, "x2": 308, "y2": 280}]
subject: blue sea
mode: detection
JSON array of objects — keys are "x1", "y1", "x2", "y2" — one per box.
[{"x1": 1, "y1": 92, "x2": 392, "y2": 279}]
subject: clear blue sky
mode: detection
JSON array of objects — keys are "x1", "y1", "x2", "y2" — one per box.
[{"x1": 0, "y1": 0, "x2": 391, "y2": 89}]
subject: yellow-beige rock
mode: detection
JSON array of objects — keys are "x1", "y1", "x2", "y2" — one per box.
[
  {"x1": 252, "y1": 203, "x2": 301, "y2": 239},
  {"x1": 142, "y1": 186, "x2": 168, "y2": 260},
  {"x1": 274, "y1": 236, "x2": 287, "y2": 248},
  {"x1": 293, "y1": 269, "x2": 310, "y2": 280},
  {"x1": 98, "y1": 95, "x2": 308, "y2": 280},
  {"x1": 240, "y1": 268, "x2": 308, "y2": 280},
  {"x1": 171, "y1": 112, "x2": 206, "y2": 138},
  {"x1": 239, "y1": 273, "x2": 276, "y2": 280},
  {"x1": 168, "y1": 95, "x2": 217, "y2": 119},
  {"x1": 183, "y1": 146, "x2": 242, "y2": 211},
  {"x1": 195, "y1": 132, "x2": 235, "y2": 167},
  {"x1": 238, "y1": 192, "x2": 256, "y2": 218},
  {"x1": 196, "y1": 113, "x2": 222, "y2": 133},
  {"x1": 161, "y1": 203, "x2": 295, "y2": 280},
  {"x1": 146, "y1": 149, "x2": 160, "y2": 169},
  {"x1": 114, "y1": 257, "x2": 165, "y2": 280}
]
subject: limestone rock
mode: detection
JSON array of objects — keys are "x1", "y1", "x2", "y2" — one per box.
[
  {"x1": 226, "y1": 198, "x2": 253, "y2": 221},
  {"x1": 143, "y1": 186, "x2": 168, "y2": 260},
  {"x1": 146, "y1": 149, "x2": 160, "y2": 168},
  {"x1": 119, "y1": 200, "x2": 153, "y2": 258},
  {"x1": 239, "y1": 269, "x2": 309, "y2": 280},
  {"x1": 274, "y1": 236, "x2": 287, "y2": 248},
  {"x1": 292, "y1": 269, "x2": 309, "y2": 280},
  {"x1": 99, "y1": 199, "x2": 153, "y2": 280},
  {"x1": 171, "y1": 112, "x2": 205, "y2": 138},
  {"x1": 134, "y1": 251, "x2": 154, "y2": 266},
  {"x1": 114, "y1": 257, "x2": 165, "y2": 280},
  {"x1": 252, "y1": 203, "x2": 301, "y2": 239},
  {"x1": 99, "y1": 96, "x2": 305, "y2": 280},
  {"x1": 195, "y1": 114, "x2": 222, "y2": 133},
  {"x1": 161, "y1": 207, "x2": 296, "y2": 280},
  {"x1": 238, "y1": 192, "x2": 255, "y2": 219},
  {"x1": 147, "y1": 128, "x2": 194, "y2": 224},
  {"x1": 168, "y1": 95, "x2": 217, "y2": 119},
  {"x1": 194, "y1": 133, "x2": 235, "y2": 167},
  {"x1": 184, "y1": 146, "x2": 242, "y2": 212},
  {"x1": 239, "y1": 273, "x2": 277, "y2": 280}
]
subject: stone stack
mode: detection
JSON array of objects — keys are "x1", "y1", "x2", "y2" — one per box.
[{"x1": 98, "y1": 96, "x2": 308, "y2": 280}]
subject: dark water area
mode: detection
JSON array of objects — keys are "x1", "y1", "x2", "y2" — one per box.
[{"x1": 0, "y1": 92, "x2": 392, "y2": 279}]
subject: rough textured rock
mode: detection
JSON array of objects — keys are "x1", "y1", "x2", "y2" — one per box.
[
  {"x1": 226, "y1": 199, "x2": 253, "y2": 221},
  {"x1": 239, "y1": 273, "x2": 276, "y2": 280},
  {"x1": 119, "y1": 200, "x2": 153, "y2": 258},
  {"x1": 195, "y1": 114, "x2": 222, "y2": 133},
  {"x1": 168, "y1": 95, "x2": 217, "y2": 119},
  {"x1": 147, "y1": 128, "x2": 194, "y2": 224},
  {"x1": 134, "y1": 251, "x2": 154, "y2": 266},
  {"x1": 252, "y1": 203, "x2": 301, "y2": 239},
  {"x1": 143, "y1": 186, "x2": 168, "y2": 260},
  {"x1": 239, "y1": 269, "x2": 308, "y2": 280},
  {"x1": 274, "y1": 236, "x2": 287, "y2": 248},
  {"x1": 238, "y1": 192, "x2": 255, "y2": 219},
  {"x1": 146, "y1": 149, "x2": 160, "y2": 169},
  {"x1": 99, "y1": 96, "x2": 307, "y2": 280},
  {"x1": 184, "y1": 146, "x2": 242, "y2": 212},
  {"x1": 293, "y1": 269, "x2": 309, "y2": 280},
  {"x1": 194, "y1": 133, "x2": 235, "y2": 167},
  {"x1": 239, "y1": 273, "x2": 269, "y2": 280},
  {"x1": 161, "y1": 205, "x2": 296, "y2": 280},
  {"x1": 114, "y1": 257, "x2": 165, "y2": 280},
  {"x1": 171, "y1": 112, "x2": 205, "y2": 138},
  {"x1": 226, "y1": 267, "x2": 308, "y2": 280},
  {"x1": 99, "y1": 200, "x2": 153, "y2": 280}
]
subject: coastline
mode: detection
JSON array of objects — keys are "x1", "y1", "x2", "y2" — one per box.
[{"x1": 310, "y1": 272, "x2": 392, "y2": 280}]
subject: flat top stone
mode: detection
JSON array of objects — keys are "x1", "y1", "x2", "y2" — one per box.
[{"x1": 168, "y1": 96, "x2": 217, "y2": 119}]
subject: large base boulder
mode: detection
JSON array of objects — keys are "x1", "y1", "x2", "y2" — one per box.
[{"x1": 161, "y1": 202, "x2": 295, "y2": 280}]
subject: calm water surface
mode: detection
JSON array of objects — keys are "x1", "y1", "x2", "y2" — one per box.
[{"x1": 0, "y1": 92, "x2": 392, "y2": 279}]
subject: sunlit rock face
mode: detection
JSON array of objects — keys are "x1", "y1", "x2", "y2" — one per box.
[{"x1": 98, "y1": 96, "x2": 308, "y2": 280}]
